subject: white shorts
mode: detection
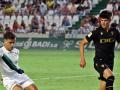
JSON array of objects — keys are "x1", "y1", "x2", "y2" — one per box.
[{"x1": 3, "y1": 73, "x2": 34, "y2": 90}]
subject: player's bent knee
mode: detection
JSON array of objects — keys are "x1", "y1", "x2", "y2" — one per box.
[
  {"x1": 103, "y1": 68, "x2": 113, "y2": 78},
  {"x1": 106, "y1": 75, "x2": 115, "y2": 90},
  {"x1": 24, "y1": 84, "x2": 38, "y2": 90},
  {"x1": 13, "y1": 84, "x2": 23, "y2": 90},
  {"x1": 31, "y1": 84, "x2": 38, "y2": 90}
]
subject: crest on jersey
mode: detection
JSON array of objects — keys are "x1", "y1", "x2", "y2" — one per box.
[
  {"x1": 100, "y1": 32, "x2": 103, "y2": 35},
  {"x1": 111, "y1": 31, "x2": 114, "y2": 35},
  {"x1": 101, "y1": 64, "x2": 105, "y2": 68},
  {"x1": 87, "y1": 32, "x2": 92, "y2": 37}
]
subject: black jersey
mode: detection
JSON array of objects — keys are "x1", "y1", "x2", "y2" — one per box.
[{"x1": 86, "y1": 26, "x2": 120, "y2": 59}]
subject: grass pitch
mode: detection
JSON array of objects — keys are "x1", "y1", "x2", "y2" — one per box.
[{"x1": 0, "y1": 49, "x2": 120, "y2": 90}]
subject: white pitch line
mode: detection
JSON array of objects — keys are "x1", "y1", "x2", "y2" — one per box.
[
  {"x1": 54, "y1": 74, "x2": 96, "y2": 79},
  {"x1": 33, "y1": 73, "x2": 120, "y2": 81},
  {"x1": 32, "y1": 75, "x2": 95, "y2": 81},
  {"x1": 33, "y1": 77, "x2": 50, "y2": 80}
]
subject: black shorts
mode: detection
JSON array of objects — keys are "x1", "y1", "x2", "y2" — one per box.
[{"x1": 94, "y1": 57, "x2": 114, "y2": 79}]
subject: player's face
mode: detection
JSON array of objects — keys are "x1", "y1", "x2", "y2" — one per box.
[
  {"x1": 4, "y1": 39, "x2": 16, "y2": 51},
  {"x1": 99, "y1": 18, "x2": 111, "y2": 30}
]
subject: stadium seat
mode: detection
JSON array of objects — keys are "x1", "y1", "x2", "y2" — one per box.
[
  {"x1": 11, "y1": 15, "x2": 16, "y2": 22},
  {"x1": 59, "y1": 15, "x2": 64, "y2": 27},
  {"x1": 47, "y1": 15, "x2": 54, "y2": 25},
  {"x1": 10, "y1": 15, "x2": 17, "y2": 29},
  {"x1": 0, "y1": 15, "x2": 4, "y2": 25},
  {"x1": 4, "y1": 16, "x2": 10, "y2": 25},
  {"x1": 17, "y1": 15, "x2": 22, "y2": 25},
  {"x1": 28, "y1": 15, "x2": 34, "y2": 25},
  {"x1": 112, "y1": 15, "x2": 119, "y2": 24},
  {"x1": 72, "y1": 15, "x2": 79, "y2": 24},
  {"x1": 53, "y1": 15, "x2": 60, "y2": 28},
  {"x1": 43, "y1": 15, "x2": 47, "y2": 26},
  {"x1": 22, "y1": 15, "x2": 29, "y2": 26}
]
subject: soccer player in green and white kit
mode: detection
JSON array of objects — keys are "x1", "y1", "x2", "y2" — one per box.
[{"x1": 0, "y1": 32, "x2": 38, "y2": 90}]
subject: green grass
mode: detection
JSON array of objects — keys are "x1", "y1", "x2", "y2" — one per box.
[{"x1": 0, "y1": 50, "x2": 120, "y2": 90}]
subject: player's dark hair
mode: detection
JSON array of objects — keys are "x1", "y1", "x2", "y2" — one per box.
[
  {"x1": 3, "y1": 32, "x2": 16, "y2": 40},
  {"x1": 99, "y1": 10, "x2": 112, "y2": 20}
]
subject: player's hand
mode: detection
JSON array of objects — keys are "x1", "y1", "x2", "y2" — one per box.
[
  {"x1": 80, "y1": 58, "x2": 86, "y2": 68},
  {"x1": 16, "y1": 69, "x2": 24, "y2": 74}
]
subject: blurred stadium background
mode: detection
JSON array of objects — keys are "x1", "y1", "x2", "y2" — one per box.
[{"x1": 0, "y1": 0, "x2": 120, "y2": 90}]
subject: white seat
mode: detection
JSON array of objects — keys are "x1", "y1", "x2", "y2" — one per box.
[
  {"x1": 4, "y1": 16, "x2": 10, "y2": 25},
  {"x1": 47, "y1": 15, "x2": 54, "y2": 25},
  {"x1": 0, "y1": 15, "x2": 4, "y2": 25},
  {"x1": 11, "y1": 15, "x2": 16, "y2": 22},
  {"x1": 28, "y1": 15, "x2": 34, "y2": 25},
  {"x1": 59, "y1": 15, "x2": 64, "y2": 27},
  {"x1": 112, "y1": 15, "x2": 119, "y2": 24},
  {"x1": 22, "y1": 15, "x2": 29, "y2": 26},
  {"x1": 17, "y1": 15, "x2": 22, "y2": 25},
  {"x1": 44, "y1": 15, "x2": 48, "y2": 28},
  {"x1": 53, "y1": 15, "x2": 60, "y2": 27},
  {"x1": 10, "y1": 15, "x2": 17, "y2": 29},
  {"x1": 72, "y1": 15, "x2": 79, "y2": 24},
  {"x1": 9, "y1": 22, "x2": 13, "y2": 30}
]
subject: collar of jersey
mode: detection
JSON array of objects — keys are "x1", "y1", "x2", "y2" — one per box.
[
  {"x1": 2, "y1": 46, "x2": 11, "y2": 54},
  {"x1": 99, "y1": 26, "x2": 111, "y2": 32}
]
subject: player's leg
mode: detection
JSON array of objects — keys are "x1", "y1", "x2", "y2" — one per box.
[
  {"x1": 20, "y1": 75, "x2": 38, "y2": 90},
  {"x1": 98, "y1": 68, "x2": 114, "y2": 90},
  {"x1": 99, "y1": 80, "x2": 106, "y2": 90},
  {"x1": 24, "y1": 84, "x2": 38, "y2": 90},
  {"x1": 103, "y1": 68, "x2": 114, "y2": 90},
  {"x1": 98, "y1": 67, "x2": 114, "y2": 90},
  {"x1": 94, "y1": 58, "x2": 114, "y2": 90},
  {"x1": 99, "y1": 68, "x2": 114, "y2": 90},
  {"x1": 12, "y1": 84, "x2": 24, "y2": 90},
  {"x1": 94, "y1": 58, "x2": 106, "y2": 90}
]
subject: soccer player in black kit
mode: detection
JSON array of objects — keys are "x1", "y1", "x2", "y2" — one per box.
[{"x1": 80, "y1": 10, "x2": 120, "y2": 90}]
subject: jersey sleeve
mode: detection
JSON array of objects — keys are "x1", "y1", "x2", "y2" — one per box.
[
  {"x1": 85, "y1": 31, "x2": 95, "y2": 42},
  {"x1": 17, "y1": 49, "x2": 19, "y2": 61},
  {"x1": 116, "y1": 30, "x2": 120, "y2": 43},
  {"x1": 0, "y1": 49, "x2": 4, "y2": 58}
]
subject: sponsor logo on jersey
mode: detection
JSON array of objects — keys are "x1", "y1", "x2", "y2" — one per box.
[{"x1": 100, "y1": 38, "x2": 115, "y2": 43}]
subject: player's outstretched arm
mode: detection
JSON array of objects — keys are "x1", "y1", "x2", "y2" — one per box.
[
  {"x1": 2, "y1": 54, "x2": 24, "y2": 74},
  {"x1": 80, "y1": 38, "x2": 88, "y2": 68}
]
